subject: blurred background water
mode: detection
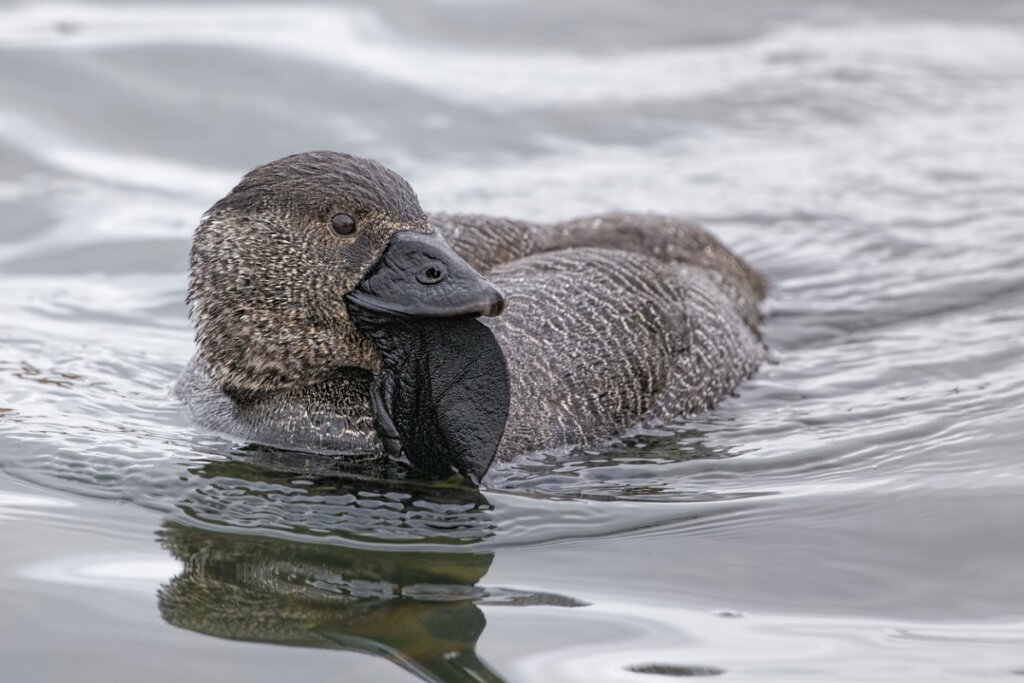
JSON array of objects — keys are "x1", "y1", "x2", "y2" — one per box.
[{"x1": 1, "y1": 1, "x2": 1024, "y2": 681}]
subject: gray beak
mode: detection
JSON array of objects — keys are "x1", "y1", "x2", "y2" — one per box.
[{"x1": 345, "y1": 231, "x2": 505, "y2": 319}]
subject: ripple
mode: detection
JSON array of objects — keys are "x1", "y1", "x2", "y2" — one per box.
[
  {"x1": 626, "y1": 663, "x2": 725, "y2": 677},
  {"x1": 2, "y1": 5, "x2": 1023, "y2": 113}
]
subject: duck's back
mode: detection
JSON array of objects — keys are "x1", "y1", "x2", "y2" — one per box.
[{"x1": 483, "y1": 245, "x2": 765, "y2": 460}]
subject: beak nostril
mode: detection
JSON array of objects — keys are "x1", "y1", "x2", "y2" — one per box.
[{"x1": 417, "y1": 264, "x2": 448, "y2": 285}]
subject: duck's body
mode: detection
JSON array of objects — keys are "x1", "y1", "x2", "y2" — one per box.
[{"x1": 176, "y1": 152, "x2": 766, "y2": 482}]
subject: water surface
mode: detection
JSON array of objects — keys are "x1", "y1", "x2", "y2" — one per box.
[{"x1": 2, "y1": 1, "x2": 1024, "y2": 681}]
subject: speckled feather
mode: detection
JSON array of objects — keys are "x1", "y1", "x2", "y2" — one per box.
[{"x1": 176, "y1": 152, "x2": 767, "y2": 470}]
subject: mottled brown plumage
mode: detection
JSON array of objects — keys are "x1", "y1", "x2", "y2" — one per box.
[
  {"x1": 176, "y1": 151, "x2": 767, "y2": 476},
  {"x1": 188, "y1": 151, "x2": 429, "y2": 398}
]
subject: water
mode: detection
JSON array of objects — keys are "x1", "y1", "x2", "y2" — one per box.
[{"x1": 2, "y1": 1, "x2": 1023, "y2": 680}]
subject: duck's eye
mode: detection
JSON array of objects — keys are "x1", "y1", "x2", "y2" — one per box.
[{"x1": 329, "y1": 213, "x2": 357, "y2": 236}]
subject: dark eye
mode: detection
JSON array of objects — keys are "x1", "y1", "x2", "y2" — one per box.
[{"x1": 329, "y1": 213, "x2": 356, "y2": 236}]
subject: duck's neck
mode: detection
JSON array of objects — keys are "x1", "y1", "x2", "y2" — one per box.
[{"x1": 349, "y1": 311, "x2": 510, "y2": 485}]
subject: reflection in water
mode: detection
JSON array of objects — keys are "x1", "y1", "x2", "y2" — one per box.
[{"x1": 157, "y1": 463, "x2": 588, "y2": 682}]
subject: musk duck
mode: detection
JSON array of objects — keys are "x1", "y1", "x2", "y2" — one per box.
[{"x1": 175, "y1": 151, "x2": 767, "y2": 484}]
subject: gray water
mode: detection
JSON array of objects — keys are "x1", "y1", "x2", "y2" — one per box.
[{"x1": 2, "y1": 1, "x2": 1024, "y2": 681}]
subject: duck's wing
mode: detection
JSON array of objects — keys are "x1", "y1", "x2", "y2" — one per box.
[
  {"x1": 430, "y1": 212, "x2": 765, "y2": 329},
  {"x1": 550, "y1": 213, "x2": 766, "y2": 324}
]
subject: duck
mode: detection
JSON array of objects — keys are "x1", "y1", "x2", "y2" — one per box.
[{"x1": 175, "y1": 151, "x2": 767, "y2": 485}]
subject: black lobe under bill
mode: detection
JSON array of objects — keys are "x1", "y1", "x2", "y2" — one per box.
[{"x1": 352, "y1": 314, "x2": 511, "y2": 486}]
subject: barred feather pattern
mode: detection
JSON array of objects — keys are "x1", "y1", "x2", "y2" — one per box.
[{"x1": 481, "y1": 246, "x2": 764, "y2": 461}]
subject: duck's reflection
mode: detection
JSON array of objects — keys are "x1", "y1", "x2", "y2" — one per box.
[
  {"x1": 158, "y1": 521, "x2": 504, "y2": 681},
  {"x1": 157, "y1": 459, "x2": 586, "y2": 683}
]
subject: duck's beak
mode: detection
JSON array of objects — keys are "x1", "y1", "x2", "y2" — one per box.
[{"x1": 345, "y1": 231, "x2": 505, "y2": 319}]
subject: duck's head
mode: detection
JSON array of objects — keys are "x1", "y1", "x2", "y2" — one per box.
[
  {"x1": 190, "y1": 152, "x2": 509, "y2": 484},
  {"x1": 190, "y1": 150, "x2": 503, "y2": 395}
]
